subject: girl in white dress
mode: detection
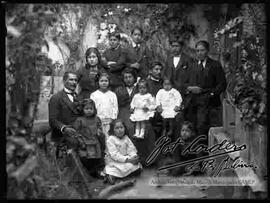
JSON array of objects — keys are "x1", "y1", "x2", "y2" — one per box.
[
  {"x1": 90, "y1": 72, "x2": 118, "y2": 139},
  {"x1": 130, "y1": 79, "x2": 156, "y2": 139},
  {"x1": 104, "y1": 119, "x2": 142, "y2": 185},
  {"x1": 156, "y1": 77, "x2": 182, "y2": 137}
]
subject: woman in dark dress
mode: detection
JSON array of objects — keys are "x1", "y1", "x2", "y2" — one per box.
[
  {"x1": 72, "y1": 98, "x2": 105, "y2": 178},
  {"x1": 114, "y1": 68, "x2": 138, "y2": 137},
  {"x1": 77, "y1": 47, "x2": 105, "y2": 100},
  {"x1": 114, "y1": 68, "x2": 156, "y2": 167}
]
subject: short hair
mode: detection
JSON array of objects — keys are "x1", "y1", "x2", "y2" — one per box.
[
  {"x1": 85, "y1": 47, "x2": 102, "y2": 64},
  {"x1": 131, "y1": 26, "x2": 143, "y2": 36},
  {"x1": 63, "y1": 71, "x2": 78, "y2": 82},
  {"x1": 137, "y1": 78, "x2": 149, "y2": 90},
  {"x1": 77, "y1": 98, "x2": 97, "y2": 116},
  {"x1": 108, "y1": 119, "x2": 129, "y2": 136},
  {"x1": 108, "y1": 31, "x2": 121, "y2": 40},
  {"x1": 195, "y1": 40, "x2": 210, "y2": 51},
  {"x1": 169, "y1": 37, "x2": 184, "y2": 46},
  {"x1": 151, "y1": 61, "x2": 163, "y2": 70},
  {"x1": 162, "y1": 76, "x2": 174, "y2": 86},
  {"x1": 181, "y1": 121, "x2": 196, "y2": 138},
  {"x1": 121, "y1": 68, "x2": 137, "y2": 81},
  {"x1": 96, "y1": 71, "x2": 111, "y2": 87}
]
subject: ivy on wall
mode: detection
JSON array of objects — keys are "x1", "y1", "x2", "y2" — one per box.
[
  {"x1": 233, "y1": 35, "x2": 266, "y2": 126},
  {"x1": 213, "y1": 4, "x2": 266, "y2": 127}
]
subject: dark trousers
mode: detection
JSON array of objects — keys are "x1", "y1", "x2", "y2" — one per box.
[
  {"x1": 150, "y1": 112, "x2": 184, "y2": 142},
  {"x1": 174, "y1": 111, "x2": 185, "y2": 141},
  {"x1": 185, "y1": 94, "x2": 222, "y2": 145},
  {"x1": 131, "y1": 121, "x2": 156, "y2": 167},
  {"x1": 150, "y1": 112, "x2": 163, "y2": 140},
  {"x1": 80, "y1": 157, "x2": 104, "y2": 177}
]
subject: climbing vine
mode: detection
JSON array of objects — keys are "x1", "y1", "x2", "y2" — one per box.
[{"x1": 213, "y1": 4, "x2": 266, "y2": 127}]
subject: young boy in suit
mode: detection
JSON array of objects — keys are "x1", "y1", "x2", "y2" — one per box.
[
  {"x1": 126, "y1": 26, "x2": 153, "y2": 79},
  {"x1": 103, "y1": 31, "x2": 127, "y2": 91}
]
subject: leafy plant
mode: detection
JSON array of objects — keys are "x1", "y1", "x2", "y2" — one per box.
[
  {"x1": 213, "y1": 4, "x2": 266, "y2": 127},
  {"x1": 6, "y1": 3, "x2": 56, "y2": 198},
  {"x1": 233, "y1": 35, "x2": 266, "y2": 126}
]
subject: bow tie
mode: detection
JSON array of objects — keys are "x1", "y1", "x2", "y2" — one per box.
[
  {"x1": 65, "y1": 91, "x2": 76, "y2": 95},
  {"x1": 65, "y1": 91, "x2": 78, "y2": 103},
  {"x1": 65, "y1": 91, "x2": 77, "y2": 97}
]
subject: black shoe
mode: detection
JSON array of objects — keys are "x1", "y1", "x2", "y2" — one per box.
[{"x1": 106, "y1": 174, "x2": 116, "y2": 185}]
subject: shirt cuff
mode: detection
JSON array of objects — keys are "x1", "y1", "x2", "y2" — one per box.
[{"x1": 60, "y1": 125, "x2": 66, "y2": 133}]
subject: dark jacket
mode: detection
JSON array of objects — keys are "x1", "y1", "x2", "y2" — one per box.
[
  {"x1": 126, "y1": 42, "x2": 153, "y2": 79},
  {"x1": 103, "y1": 46, "x2": 127, "y2": 89},
  {"x1": 114, "y1": 85, "x2": 138, "y2": 136},
  {"x1": 48, "y1": 90, "x2": 80, "y2": 142},
  {"x1": 188, "y1": 57, "x2": 227, "y2": 107},
  {"x1": 114, "y1": 85, "x2": 138, "y2": 108},
  {"x1": 163, "y1": 53, "x2": 195, "y2": 96},
  {"x1": 146, "y1": 77, "x2": 163, "y2": 97},
  {"x1": 77, "y1": 64, "x2": 105, "y2": 99},
  {"x1": 72, "y1": 116, "x2": 105, "y2": 158}
]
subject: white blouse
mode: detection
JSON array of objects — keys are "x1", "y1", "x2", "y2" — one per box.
[
  {"x1": 90, "y1": 90, "x2": 118, "y2": 120},
  {"x1": 106, "y1": 135, "x2": 138, "y2": 163},
  {"x1": 104, "y1": 135, "x2": 142, "y2": 178}
]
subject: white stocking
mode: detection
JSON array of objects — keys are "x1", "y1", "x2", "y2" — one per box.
[
  {"x1": 138, "y1": 121, "x2": 145, "y2": 139},
  {"x1": 134, "y1": 122, "x2": 140, "y2": 138}
]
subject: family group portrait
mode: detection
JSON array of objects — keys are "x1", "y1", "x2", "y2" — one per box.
[{"x1": 5, "y1": 2, "x2": 267, "y2": 199}]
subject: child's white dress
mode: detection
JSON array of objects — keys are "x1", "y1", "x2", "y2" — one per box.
[
  {"x1": 156, "y1": 88, "x2": 182, "y2": 118},
  {"x1": 90, "y1": 90, "x2": 118, "y2": 138},
  {"x1": 130, "y1": 93, "x2": 156, "y2": 122},
  {"x1": 104, "y1": 135, "x2": 142, "y2": 178}
]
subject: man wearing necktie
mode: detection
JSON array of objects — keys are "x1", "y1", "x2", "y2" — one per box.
[
  {"x1": 49, "y1": 71, "x2": 81, "y2": 150},
  {"x1": 186, "y1": 40, "x2": 226, "y2": 139}
]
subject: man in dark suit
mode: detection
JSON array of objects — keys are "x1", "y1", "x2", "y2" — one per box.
[
  {"x1": 163, "y1": 37, "x2": 195, "y2": 140},
  {"x1": 48, "y1": 71, "x2": 80, "y2": 149},
  {"x1": 185, "y1": 40, "x2": 227, "y2": 136},
  {"x1": 163, "y1": 37, "x2": 195, "y2": 98},
  {"x1": 126, "y1": 26, "x2": 153, "y2": 79}
]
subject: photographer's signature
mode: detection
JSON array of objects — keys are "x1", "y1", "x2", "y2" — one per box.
[{"x1": 146, "y1": 135, "x2": 257, "y2": 177}]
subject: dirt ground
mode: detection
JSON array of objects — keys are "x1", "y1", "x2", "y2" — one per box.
[{"x1": 34, "y1": 141, "x2": 255, "y2": 199}]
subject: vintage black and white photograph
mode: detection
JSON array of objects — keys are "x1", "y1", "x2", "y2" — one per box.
[{"x1": 5, "y1": 2, "x2": 267, "y2": 199}]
